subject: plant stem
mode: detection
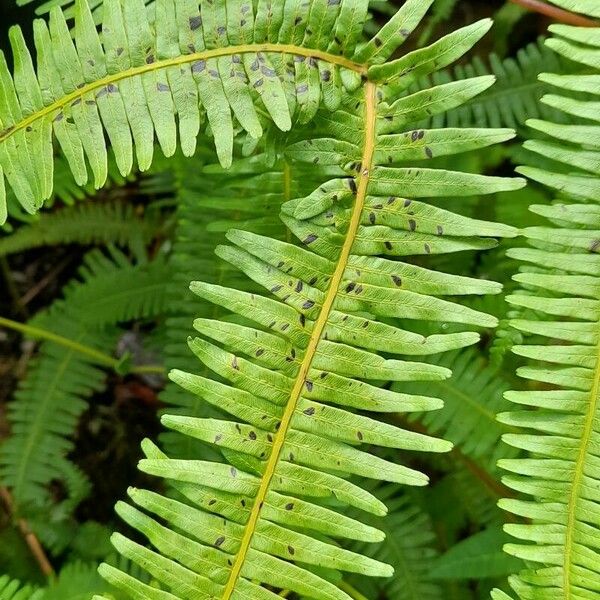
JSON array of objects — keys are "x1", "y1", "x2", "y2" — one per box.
[
  {"x1": 0, "y1": 316, "x2": 164, "y2": 375},
  {"x1": 339, "y1": 581, "x2": 369, "y2": 600},
  {"x1": 509, "y1": 0, "x2": 598, "y2": 26},
  {"x1": 0, "y1": 487, "x2": 55, "y2": 578}
]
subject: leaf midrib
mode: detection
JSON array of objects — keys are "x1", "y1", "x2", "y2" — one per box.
[
  {"x1": 563, "y1": 329, "x2": 600, "y2": 597},
  {"x1": 221, "y1": 81, "x2": 378, "y2": 599},
  {"x1": 0, "y1": 43, "x2": 367, "y2": 144}
]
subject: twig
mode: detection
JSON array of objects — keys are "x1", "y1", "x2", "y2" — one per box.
[
  {"x1": 509, "y1": 0, "x2": 599, "y2": 27},
  {"x1": 0, "y1": 316, "x2": 165, "y2": 375},
  {"x1": 19, "y1": 255, "x2": 73, "y2": 306},
  {"x1": 0, "y1": 256, "x2": 28, "y2": 319},
  {"x1": 0, "y1": 487, "x2": 55, "y2": 577}
]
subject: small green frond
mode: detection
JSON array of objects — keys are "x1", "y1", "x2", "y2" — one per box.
[
  {"x1": 0, "y1": 576, "x2": 42, "y2": 600},
  {"x1": 501, "y1": 13, "x2": 600, "y2": 600},
  {"x1": 400, "y1": 349, "x2": 514, "y2": 462},
  {"x1": 0, "y1": 201, "x2": 158, "y2": 258},
  {"x1": 407, "y1": 39, "x2": 572, "y2": 131},
  {"x1": 348, "y1": 487, "x2": 443, "y2": 600}
]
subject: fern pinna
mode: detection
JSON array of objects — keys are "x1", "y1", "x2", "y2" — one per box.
[
  {"x1": 0, "y1": 0, "x2": 525, "y2": 598},
  {"x1": 495, "y1": 2, "x2": 600, "y2": 599}
]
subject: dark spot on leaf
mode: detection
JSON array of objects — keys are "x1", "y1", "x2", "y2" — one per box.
[
  {"x1": 214, "y1": 536, "x2": 225, "y2": 547},
  {"x1": 271, "y1": 284, "x2": 283, "y2": 293},
  {"x1": 230, "y1": 467, "x2": 238, "y2": 477},
  {"x1": 437, "y1": 225, "x2": 443, "y2": 236},
  {"x1": 209, "y1": 499, "x2": 216, "y2": 505},
  {"x1": 146, "y1": 55, "x2": 155, "y2": 65},
  {"x1": 374, "y1": 37, "x2": 382, "y2": 47},
  {"x1": 288, "y1": 545, "x2": 295, "y2": 555},
  {"x1": 256, "y1": 348, "x2": 265, "y2": 357},
  {"x1": 425, "y1": 146, "x2": 433, "y2": 158},
  {"x1": 392, "y1": 275, "x2": 402, "y2": 287},
  {"x1": 285, "y1": 502, "x2": 294, "y2": 510},
  {"x1": 408, "y1": 219, "x2": 416, "y2": 232},
  {"x1": 232, "y1": 356, "x2": 239, "y2": 370},
  {"x1": 303, "y1": 234, "x2": 318, "y2": 245},
  {"x1": 303, "y1": 407, "x2": 315, "y2": 416},
  {"x1": 189, "y1": 15, "x2": 202, "y2": 30},
  {"x1": 321, "y1": 69, "x2": 331, "y2": 82},
  {"x1": 192, "y1": 60, "x2": 206, "y2": 73},
  {"x1": 369, "y1": 212, "x2": 375, "y2": 225},
  {"x1": 404, "y1": 199, "x2": 412, "y2": 207},
  {"x1": 295, "y1": 281, "x2": 303, "y2": 293},
  {"x1": 384, "y1": 241, "x2": 393, "y2": 250},
  {"x1": 346, "y1": 282, "x2": 356, "y2": 293},
  {"x1": 305, "y1": 380, "x2": 313, "y2": 392},
  {"x1": 248, "y1": 431, "x2": 257, "y2": 440},
  {"x1": 157, "y1": 82, "x2": 170, "y2": 92},
  {"x1": 357, "y1": 431, "x2": 363, "y2": 441},
  {"x1": 302, "y1": 300, "x2": 315, "y2": 309},
  {"x1": 424, "y1": 243, "x2": 431, "y2": 254},
  {"x1": 309, "y1": 276, "x2": 318, "y2": 286}
]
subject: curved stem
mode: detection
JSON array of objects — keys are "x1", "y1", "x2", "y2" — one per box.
[
  {"x1": 509, "y1": 0, "x2": 599, "y2": 27},
  {"x1": 339, "y1": 581, "x2": 370, "y2": 600},
  {"x1": 0, "y1": 316, "x2": 164, "y2": 375}
]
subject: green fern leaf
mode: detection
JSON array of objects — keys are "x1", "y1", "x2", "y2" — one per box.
[
  {"x1": 498, "y1": 12, "x2": 600, "y2": 600},
  {"x1": 0, "y1": 576, "x2": 42, "y2": 600},
  {"x1": 95, "y1": 2, "x2": 525, "y2": 598}
]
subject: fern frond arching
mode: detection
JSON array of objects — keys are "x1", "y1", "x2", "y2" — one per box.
[
  {"x1": 94, "y1": 2, "x2": 526, "y2": 598},
  {"x1": 0, "y1": 0, "x2": 386, "y2": 220},
  {"x1": 497, "y1": 10, "x2": 600, "y2": 600}
]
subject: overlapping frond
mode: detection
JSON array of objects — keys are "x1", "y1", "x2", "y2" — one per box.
[
  {"x1": 94, "y1": 2, "x2": 525, "y2": 598},
  {"x1": 0, "y1": 0, "x2": 386, "y2": 220},
  {"x1": 497, "y1": 12, "x2": 600, "y2": 600}
]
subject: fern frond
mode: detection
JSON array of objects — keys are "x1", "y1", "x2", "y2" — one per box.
[
  {"x1": 0, "y1": 201, "x2": 157, "y2": 258},
  {"x1": 0, "y1": 576, "x2": 41, "y2": 600},
  {"x1": 410, "y1": 39, "x2": 570, "y2": 131},
  {"x1": 0, "y1": 250, "x2": 168, "y2": 529},
  {"x1": 98, "y1": 3, "x2": 525, "y2": 598},
  {"x1": 400, "y1": 349, "x2": 514, "y2": 462},
  {"x1": 348, "y1": 486, "x2": 443, "y2": 600},
  {"x1": 0, "y1": 0, "x2": 387, "y2": 220},
  {"x1": 497, "y1": 13, "x2": 600, "y2": 600}
]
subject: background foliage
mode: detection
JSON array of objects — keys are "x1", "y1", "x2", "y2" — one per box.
[{"x1": 0, "y1": 0, "x2": 596, "y2": 599}]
